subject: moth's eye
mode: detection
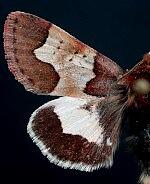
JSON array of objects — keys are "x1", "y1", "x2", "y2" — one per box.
[{"x1": 133, "y1": 79, "x2": 150, "y2": 95}]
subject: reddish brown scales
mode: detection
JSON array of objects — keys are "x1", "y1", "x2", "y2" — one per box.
[
  {"x1": 85, "y1": 53, "x2": 123, "y2": 97},
  {"x1": 32, "y1": 106, "x2": 112, "y2": 165},
  {"x1": 4, "y1": 12, "x2": 60, "y2": 94},
  {"x1": 71, "y1": 37, "x2": 87, "y2": 54},
  {"x1": 118, "y1": 54, "x2": 150, "y2": 107}
]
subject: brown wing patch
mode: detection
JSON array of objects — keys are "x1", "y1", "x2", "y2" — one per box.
[
  {"x1": 29, "y1": 104, "x2": 112, "y2": 168},
  {"x1": 85, "y1": 53, "x2": 123, "y2": 97},
  {"x1": 4, "y1": 11, "x2": 60, "y2": 94},
  {"x1": 31, "y1": 106, "x2": 111, "y2": 165}
]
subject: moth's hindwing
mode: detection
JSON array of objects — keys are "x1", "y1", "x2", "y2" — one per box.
[{"x1": 27, "y1": 96, "x2": 125, "y2": 171}]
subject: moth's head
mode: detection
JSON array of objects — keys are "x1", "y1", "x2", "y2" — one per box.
[
  {"x1": 133, "y1": 78, "x2": 150, "y2": 95},
  {"x1": 117, "y1": 54, "x2": 150, "y2": 107}
]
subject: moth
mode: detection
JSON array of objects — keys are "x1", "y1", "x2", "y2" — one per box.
[{"x1": 3, "y1": 11, "x2": 150, "y2": 184}]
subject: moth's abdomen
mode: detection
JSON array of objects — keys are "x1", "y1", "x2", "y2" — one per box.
[
  {"x1": 127, "y1": 106, "x2": 150, "y2": 184},
  {"x1": 139, "y1": 128, "x2": 150, "y2": 184}
]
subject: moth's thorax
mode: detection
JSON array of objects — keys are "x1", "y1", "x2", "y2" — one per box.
[{"x1": 118, "y1": 72, "x2": 150, "y2": 107}]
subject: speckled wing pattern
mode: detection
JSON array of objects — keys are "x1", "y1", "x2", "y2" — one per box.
[{"x1": 4, "y1": 11, "x2": 124, "y2": 171}]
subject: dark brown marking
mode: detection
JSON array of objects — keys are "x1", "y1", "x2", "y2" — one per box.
[
  {"x1": 74, "y1": 51, "x2": 78, "y2": 54},
  {"x1": 72, "y1": 38, "x2": 86, "y2": 54},
  {"x1": 20, "y1": 68, "x2": 24, "y2": 74},
  {"x1": 12, "y1": 26, "x2": 16, "y2": 33},
  {"x1": 4, "y1": 11, "x2": 60, "y2": 94},
  {"x1": 15, "y1": 58, "x2": 18, "y2": 63},
  {"x1": 14, "y1": 18, "x2": 18, "y2": 24},
  {"x1": 28, "y1": 78, "x2": 35, "y2": 84},
  {"x1": 31, "y1": 106, "x2": 112, "y2": 165},
  {"x1": 84, "y1": 53, "x2": 123, "y2": 97},
  {"x1": 14, "y1": 48, "x2": 17, "y2": 53}
]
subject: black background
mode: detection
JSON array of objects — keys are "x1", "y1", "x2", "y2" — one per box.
[{"x1": 0, "y1": 0, "x2": 150, "y2": 183}]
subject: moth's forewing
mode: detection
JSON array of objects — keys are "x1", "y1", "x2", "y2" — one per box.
[
  {"x1": 4, "y1": 11, "x2": 123, "y2": 98},
  {"x1": 4, "y1": 11, "x2": 126, "y2": 171}
]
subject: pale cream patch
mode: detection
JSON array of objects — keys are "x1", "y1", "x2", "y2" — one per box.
[
  {"x1": 34, "y1": 26, "x2": 97, "y2": 99},
  {"x1": 32, "y1": 96, "x2": 104, "y2": 145},
  {"x1": 106, "y1": 137, "x2": 112, "y2": 146},
  {"x1": 52, "y1": 97, "x2": 104, "y2": 145}
]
